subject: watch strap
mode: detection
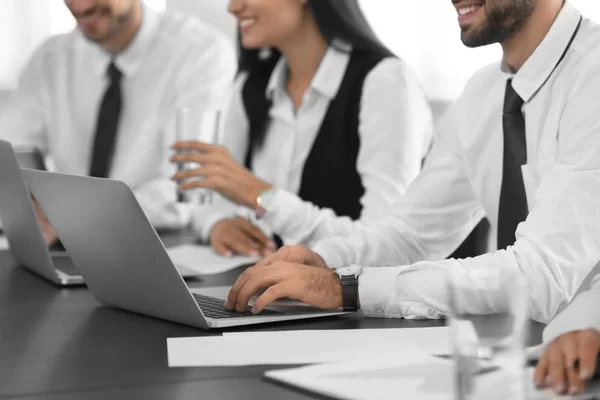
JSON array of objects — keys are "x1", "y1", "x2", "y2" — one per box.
[{"x1": 340, "y1": 274, "x2": 359, "y2": 311}]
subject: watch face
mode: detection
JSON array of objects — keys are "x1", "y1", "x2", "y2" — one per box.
[{"x1": 337, "y1": 264, "x2": 362, "y2": 277}]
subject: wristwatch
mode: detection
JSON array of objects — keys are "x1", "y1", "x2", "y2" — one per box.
[
  {"x1": 335, "y1": 264, "x2": 362, "y2": 311},
  {"x1": 255, "y1": 188, "x2": 276, "y2": 218}
]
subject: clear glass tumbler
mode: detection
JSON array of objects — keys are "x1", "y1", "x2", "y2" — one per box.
[
  {"x1": 448, "y1": 267, "x2": 529, "y2": 400},
  {"x1": 174, "y1": 106, "x2": 221, "y2": 204}
]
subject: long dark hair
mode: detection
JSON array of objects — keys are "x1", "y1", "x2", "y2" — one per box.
[{"x1": 237, "y1": 0, "x2": 393, "y2": 73}]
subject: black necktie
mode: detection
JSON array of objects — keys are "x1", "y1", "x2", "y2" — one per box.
[
  {"x1": 497, "y1": 79, "x2": 528, "y2": 250},
  {"x1": 89, "y1": 62, "x2": 123, "y2": 178}
]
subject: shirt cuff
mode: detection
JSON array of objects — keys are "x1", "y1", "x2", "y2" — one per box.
[
  {"x1": 358, "y1": 267, "x2": 402, "y2": 318},
  {"x1": 542, "y1": 294, "x2": 600, "y2": 343}
]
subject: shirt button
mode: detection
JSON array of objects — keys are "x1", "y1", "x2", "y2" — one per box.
[{"x1": 376, "y1": 309, "x2": 385, "y2": 316}]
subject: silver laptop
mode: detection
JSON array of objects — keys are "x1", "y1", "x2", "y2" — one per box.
[
  {"x1": 0, "y1": 140, "x2": 83, "y2": 286},
  {"x1": 22, "y1": 169, "x2": 348, "y2": 329}
]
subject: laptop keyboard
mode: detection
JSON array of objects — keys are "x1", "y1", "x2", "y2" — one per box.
[{"x1": 192, "y1": 293, "x2": 283, "y2": 319}]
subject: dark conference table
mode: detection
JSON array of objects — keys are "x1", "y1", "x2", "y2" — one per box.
[{"x1": 0, "y1": 231, "x2": 544, "y2": 400}]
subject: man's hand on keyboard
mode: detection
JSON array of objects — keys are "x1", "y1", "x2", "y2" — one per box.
[
  {"x1": 225, "y1": 262, "x2": 342, "y2": 314},
  {"x1": 252, "y1": 245, "x2": 327, "y2": 269}
]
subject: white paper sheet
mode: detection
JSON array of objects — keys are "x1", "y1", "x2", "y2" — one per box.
[
  {"x1": 266, "y1": 356, "x2": 456, "y2": 400},
  {"x1": 167, "y1": 327, "x2": 450, "y2": 367},
  {"x1": 166, "y1": 244, "x2": 258, "y2": 275},
  {"x1": 0, "y1": 235, "x2": 8, "y2": 251},
  {"x1": 265, "y1": 359, "x2": 600, "y2": 400}
]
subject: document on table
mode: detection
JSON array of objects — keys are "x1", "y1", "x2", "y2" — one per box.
[
  {"x1": 167, "y1": 327, "x2": 450, "y2": 367},
  {"x1": 265, "y1": 356, "x2": 456, "y2": 400},
  {"x1": 166, "y1": 244, "x2": 258, "y2": 275},
  {"x1": 265, "y1": 358, "x2": 600, "y2": 400},
  {"x1": 0, "y1": 235, "x2": 8, "y2": 251}
]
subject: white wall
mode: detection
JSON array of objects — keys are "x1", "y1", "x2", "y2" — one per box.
[
  {"x1": 0, "y1": 0, "x2": 76, "y2": 89},
  {"x1": 166, "y1": 0, "x2": 236, "y2": 42},
  {"x1": 3, "y1": 1, "x2": 599, "y2": 97},
  {"x1": 360, "y1": 0, "x2": 501, "y2": 101},
  {"x1": 360, "y1": 0, "x2": 600, "y2": 101}
]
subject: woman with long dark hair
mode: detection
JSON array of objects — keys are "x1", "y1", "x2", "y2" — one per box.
[{"x1": 172, "y1": 0, "x2": 432, "y2": 257}]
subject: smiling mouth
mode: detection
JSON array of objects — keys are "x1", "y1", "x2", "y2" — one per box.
[
  {"x1": 456, "y1": 2, "x2": 484, "y2": 26},
  {"x1": 458, "y1": 4, "x2": 482, "y2": 16},
  {"x1": 239, "y1": 17, "x2": 257, "y2": 31}
]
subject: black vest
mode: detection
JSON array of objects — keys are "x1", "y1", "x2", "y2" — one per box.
[{"x1": 242, "y1": 50, "x2": 389, "y2": 221}]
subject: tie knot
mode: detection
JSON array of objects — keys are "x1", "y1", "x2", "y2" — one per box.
[
  {"x1": 503, "y1": 79, "x2": 524, "y2": 114},
  {"x1": 107, "y1": 62, "x2": 122, "y2": 81}
]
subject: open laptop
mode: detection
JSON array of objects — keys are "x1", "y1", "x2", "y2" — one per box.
[
  {"x1": 0, "y1": 140, "x2": 200, "y2": 286},
  {"x1": 0, "y1": 146, "x2": 47, "y2": 235},
  {"x1": 0, "y1": 140, "x2": 82, "y2": 286},
  {"x1": 22, "y1": 169, "x2": 349, "y2": 329}
]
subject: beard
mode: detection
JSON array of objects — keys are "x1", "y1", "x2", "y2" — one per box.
[
  {"x1": 99, "y1": 9, "x2": 134, "y2": 43},
  {"x1": 460, "y1": 0, "x2": 535, "y2": 48},
  {"x1": 79, "y1": 3, "x2": 135, "y2": 45}
]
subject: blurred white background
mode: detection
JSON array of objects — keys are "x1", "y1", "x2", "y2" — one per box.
[{"x1": 0, "y1": 0, "x2": 599, "y2": 101}]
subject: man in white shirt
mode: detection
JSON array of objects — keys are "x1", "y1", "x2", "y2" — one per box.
[
  {"x1": 0, "y1": 0, "x2": 235, "y2": 236},
  {"x1": 534, "y1": 274, "x2": 600, "y2": 395},
  {"x1": 224, "y1": 0, "x2": 600, "y2": 323}
]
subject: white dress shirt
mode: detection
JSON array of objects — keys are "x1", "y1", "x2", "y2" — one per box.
[
  {"x1": 192, "y1": 45, "x2": 433, "y2": 245},
  {"x1": 543, "y1": 274, "x2": 600, "y2": 343},
  {"x1": 312, "y1": 3, "x2": 600, "y2": 323},
  {"x1": 0, "y1": 5, "x2": 236, "y2": 230}
]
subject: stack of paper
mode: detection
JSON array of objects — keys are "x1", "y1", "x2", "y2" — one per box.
[
  {"x1": 166, "y1": 244, "x2": 258, "y2": 275},
  {"x1": 167, "y1": 327, "x2": 450, "y2": 367}
]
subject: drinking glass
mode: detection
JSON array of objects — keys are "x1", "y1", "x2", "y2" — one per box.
[
  {"x1": 174, "y1": 106, "x2": 221, "y2": 204},
  {"x1": 448, "y1": 267, "x2": 529, "y2": 400}
]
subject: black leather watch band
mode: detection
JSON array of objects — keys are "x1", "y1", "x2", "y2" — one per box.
[{"x1": 340, "y1": 274, "x2": 359, "y2": 311}]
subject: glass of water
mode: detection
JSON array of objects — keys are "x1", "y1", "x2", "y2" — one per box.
[
  {"x1": 448, "y1": 267, "x2": 529, "y2": 400},
  {"x1": 174, "y1": 106, "x2": 221, "y2": 204}
]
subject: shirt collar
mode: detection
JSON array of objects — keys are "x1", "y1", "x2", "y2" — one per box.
[
  {"x1": 508, "y1": 2, "x2": 582, "y2": 102},
  {"x1": 89, "y1": 3, "x2": 160, "y2": 78},
  {"x1": 266, "y1": 43, "x2": 351, "y2": 101}
]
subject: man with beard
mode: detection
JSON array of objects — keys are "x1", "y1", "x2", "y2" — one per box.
[
  {"x1": 0, "y1": 0, "x2": 235, "y2": 240},
  {"x1": 225, "y1": 0, "x2": 600, "y2": 328}
]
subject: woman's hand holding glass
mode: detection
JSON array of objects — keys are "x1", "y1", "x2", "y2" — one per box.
[
  {"x1": 170, "y1": 141, "x2": 275, "y2": 257},
  {"x1": 171, "y1": 141, "x2": 272, "y2": 209}
]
